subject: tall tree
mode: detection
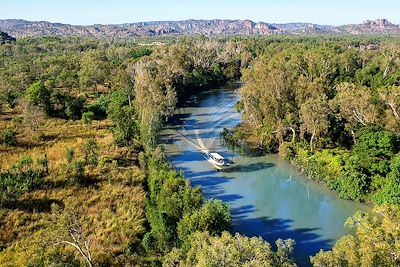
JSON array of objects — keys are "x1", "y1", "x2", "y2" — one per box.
[
  {"x1": 79, "y1": 50, "x2": 109, "y2": 93},
  {"x1": 300, "y1": 95, "x2": 330, "y2": 151}
]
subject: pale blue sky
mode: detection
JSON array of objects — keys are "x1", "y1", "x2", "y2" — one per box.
[{"x1": 1, "y1": 0, "x2": 399, "y2": 25}]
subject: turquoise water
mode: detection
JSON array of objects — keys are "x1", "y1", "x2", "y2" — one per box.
[{"x1": 161, "y1": 85, "x2": 368, "y2": 266}]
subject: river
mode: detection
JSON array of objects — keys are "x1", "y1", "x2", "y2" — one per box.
[{"x1": 160, "y1": 84, "x2": 368, "y2": 266}]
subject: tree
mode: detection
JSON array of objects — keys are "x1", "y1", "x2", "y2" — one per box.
[
  {"x1": 311, "y1": 205, "x2": 400, "y2": 267},
  {"x1": 374, "y1": 154, "x2": 400, "y2": 205},
  {"x1": 300, "y1": 95, "x2": 330, "y2": 151},
  {"x1": 133, "y1": 60, "x2": 177, "y2": 147},
  {"x1": 25, "y1": 81, "x2": 52, "y2": 114},
  {"x1": 177, "y1": 200, "x2": 231, "y2": 243},
  {"x1": 334, "y1": 82, "x2": 378, "y2": 131},
  {"x1": 81, "y1": 138, "x2": 99, "y2": 165},
  {"x1": 107, "y1": 97, "x2": 138, "y2": 146},
  {"x1": 352, "y1": 126, "x2": 398, "y2": 176},
  {"x1": 51, "y1": 204, "x2": 94, "y2": 267},
  {"x1": 379, "y1": 85, "x2": 400, "y2": 132},
  {"x1": 20, "y1": 100, "x2": 45, "y2": 131},
  {"x1": 163, "y1": 231, "x2": 296, "y2": 267},
  {"x1": 79, "y1": 50, "x2": 109, "y2": 93}
]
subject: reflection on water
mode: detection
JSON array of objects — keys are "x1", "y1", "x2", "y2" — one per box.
[{"x1": 161, "y1": 84, "x2": 368, "y2": 266}]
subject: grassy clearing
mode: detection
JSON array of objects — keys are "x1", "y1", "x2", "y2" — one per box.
[{"x1": 0, "y1": 107, "x2": 147, "y2": 266}]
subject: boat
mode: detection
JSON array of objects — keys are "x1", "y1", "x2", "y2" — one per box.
[{"x1": 206, "y1": 152, "x2": 231, "y2": 170}]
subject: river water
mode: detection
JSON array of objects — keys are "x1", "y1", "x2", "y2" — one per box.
[{"x1": 160, "y1": 84, "x2": 368, "y2": 266}]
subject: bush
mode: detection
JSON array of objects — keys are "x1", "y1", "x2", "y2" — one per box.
[
  {"x1": 352, "y1": 126, "x2": 398, "y2": 176},
  {"x1": 0, "y1": 156, "x2": 45, "y2": 204},
  {"x1": 81, "y1": 111, "x2": 94, "y2": 126},
  {"x1": 108, "y1": 102, "x2": 137, "y2": 146},
  {"x1": 86, "y1": 102, "x2": 107, "y2": 119},
  {"x1": 81, "y1": 138, "x2": 99, "y2": 165},
  {"x1": 0, "y1": 129, "x2": 17, "y2": 146},
  {"x1": 336, "y1": 169, "x2": 369, "y2": 201},
  {"x1": 5, "y1": 91, "x2": 19, "y2": 108},
  {"x1": 69, "y1": 160, "x2": 85, "y2": 185},
  {"x1": 177, "y1": 199, "x2": 231, "y2": 244},
  {"x1": 278, "y1": 142, "x2": 296, "y2": 160},
  {"x1": 374, "y1": 154, "x2": 400, "y2": 205},
  {"x1": 65, "y1": 148, "x2": 74, "y2": 164},
  {"x1": 65, "y1": 95, "x2": 85, "y2": 120}
]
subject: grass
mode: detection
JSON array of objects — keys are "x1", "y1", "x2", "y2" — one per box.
[{"x1": 0, "y1": 106, "x2": 147, "y2": 266}]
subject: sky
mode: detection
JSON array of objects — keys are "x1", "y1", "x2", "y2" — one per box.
[{"x1": 1, "y1": 0, "x2": 399, "y2": 26}]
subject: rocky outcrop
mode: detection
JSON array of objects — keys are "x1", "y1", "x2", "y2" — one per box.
[
  {"x1": 0, "y1": 31, "x2": 16, "y2": 44},
  {"x1": 0, "y1": 19, "x2": 399, "y2": 39},
  {"x1": 338, "y1": 19, "x2": 400, "y2": 35}
]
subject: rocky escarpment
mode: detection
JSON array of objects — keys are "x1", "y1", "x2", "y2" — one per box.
[
  {"x1": 336, "y1": 19, "x2": 400, "y2": 35},
  {"x1": 0, "y1": 31, "x2": 16, "y2": 44},
  {"x1": 0, "y1": 18, "x2": 399, "y2": 38}
]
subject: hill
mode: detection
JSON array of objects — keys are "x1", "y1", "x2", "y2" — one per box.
[{"x1": 0, "y1": 18, "x2": 399, "y2": 38}]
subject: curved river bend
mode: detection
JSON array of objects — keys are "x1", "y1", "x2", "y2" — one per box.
[{"x1": 161, "y1": 84, "x2": 368, "y2": 266}]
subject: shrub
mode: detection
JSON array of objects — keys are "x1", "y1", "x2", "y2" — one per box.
[
  {"x1": 65, "y1": 148, "x2": 74, "y2": 164},
  {"x1": 69, "y1": 160, "x2": 85, "y2": 185},
  {"x1": 65, "y1": 96, "x2": 85, "y2": 120},
  {"x1": 177, "y1": 199, "x2": 231, "y2": 243},
  {"x1": 0, "y1": 156, "x2": 44, "y2": 204},
  {"x1": 5, "y1": 90, "x2": 19, "y2": 108},
  {"x1": 278, "y1": 142, "x2": 296, "y2": 160},
  {"x1": 374, "y1": 154, "x2": 400, "y2": 205},
  {"x1": 0, "y1": 129, "x2": 17, "y2": 146},
  {"x1": 81, "y1": 111, "x2": 94, "y2": 126},
  {"x1": 81, "y1": 138, "x2": 99, "y2": 165}
]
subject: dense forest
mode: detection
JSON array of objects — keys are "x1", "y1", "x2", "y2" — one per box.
[
  {"x1": 0, "y1": 35, "x2": 400, "y2": 266},
  {"x1": 234, "y1": 37, "x2": 400, "y2": 205}
]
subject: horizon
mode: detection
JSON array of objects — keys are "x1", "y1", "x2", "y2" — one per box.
[
  {"x1": 0, "y1": 17, "x2": 396, "y2": 27},
  {"x1": 2, "y1": 0, "x2": 400, "y2": 26}
]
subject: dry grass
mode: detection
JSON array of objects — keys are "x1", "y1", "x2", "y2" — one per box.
[{"x1": 0, "y1": 107, "x2": 147, "y2": 266}]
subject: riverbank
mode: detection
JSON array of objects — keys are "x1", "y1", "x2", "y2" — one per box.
[
  {"x1": 221, "y1": 122, "x2": 398, "y2": 206},
  {"x1": 161, "y1": 86, "x2": 369, "y2": 265}
]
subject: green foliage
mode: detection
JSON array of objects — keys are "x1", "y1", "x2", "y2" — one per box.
[
  {"x1": 25, "y1": 81, "x2": 52, "y2": 114},
  {"x1": 143, "y1": 154, "x2": 203, "y2": 252},
  {"x1": 130, "y1": 47, "x2": 152, "y2": 59},
  {"x1": 0, "y1": 156, "x2": 45, "y2": 204},
  {"x1": 352, "y1": 126, "x2": 398, "y2": 176},
  {"x1": 81, "y1": 138, "x2": 99, "y2": 165},
  {"x1": 79, "y1": 50, "x2": 109, "y2": 91},
  {"x1": 0, "y1": 129, "x2": 17, "y2": 146},
  {"x1": 64, "y1": 95, "x2": 85, "y2": 120},
  {"x1": 163, "y1": 231, "x2": 296, "y2": 267},
  {"x1": 65, "y1": 148, "x2": 74, "y2": 164},
  {"x1": 374, "y1": 154, "x2": 400, "y2": 205},
  {"x1": 311, "y1": 205, "x2": 400, "y2": 267},
  {"x1": 68, "y1": 160, "x2": 85, "y2": 185},
  {"x1": 279, "y1": 142, "x2": 296, "y2": 161},
  {"x1": 336, "y1": 162, "x2": 369, "y2": 201},
  {"x1": 5, "y1": 90, "x2": 20, "y2": 108},
  {"x1": 107, "y1": 96, "x2": 138, "y2": 146},
  {"x1": 81, "y1": 111, "x2": 94, "y2": 126},
  {"x1": 221, "y1": 126, "x2": 246, "y2": 154},
  {"x1": 177, "y1": 200, "x2": 231, "y2": 244}
]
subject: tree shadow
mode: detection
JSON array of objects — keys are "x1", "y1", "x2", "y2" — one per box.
[
  {"x1": 4, "y1": 198, "x2": 64, "y2": 213},
  {"x1": 225, "y1": 162, "x2": 275, "y2": 173}
]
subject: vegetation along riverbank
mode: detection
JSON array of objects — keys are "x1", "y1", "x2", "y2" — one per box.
[{"x1": 1, "y1": 35, "x2": 400, "y2": 266}]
